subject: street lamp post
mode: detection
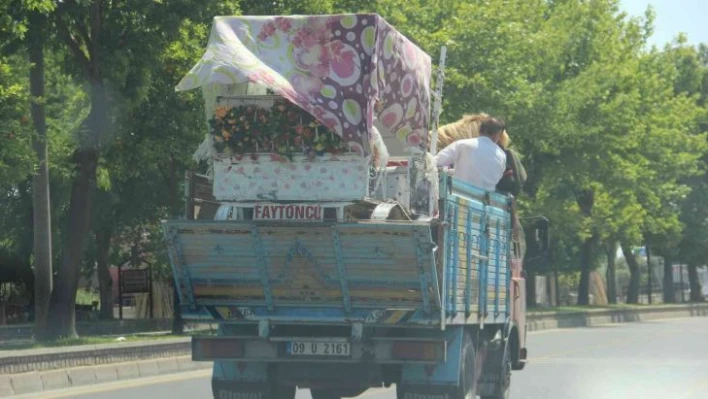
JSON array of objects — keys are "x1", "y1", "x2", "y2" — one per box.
[{"x1": 646, "y1": 244, "x2": 652, "y2": 304}]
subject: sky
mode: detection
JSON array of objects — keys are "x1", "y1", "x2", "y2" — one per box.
[{"x1": 620, "y1": 0, "x2": 708, "y2": 47}]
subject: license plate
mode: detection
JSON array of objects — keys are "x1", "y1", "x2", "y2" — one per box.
[{"x1": 286, "y1": 341, "x2": 351, "y2": 357}]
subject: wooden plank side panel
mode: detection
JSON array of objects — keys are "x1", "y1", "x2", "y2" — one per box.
[{"x1": 163, "y1": 221, "x2": 437, "y2": 311}]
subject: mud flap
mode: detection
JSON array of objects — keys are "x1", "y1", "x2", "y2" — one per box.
[
  {"x1": 212, "y1": 360, "x2": 270, "y2": 399},
  {"x1": 476, "y1": 338, "x2": 506, "y2": 397},
  {"x1": 400, "y1": 326, "x2": 464, "y2": 387}
]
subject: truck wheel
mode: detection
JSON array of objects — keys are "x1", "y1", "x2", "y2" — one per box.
[
  {"x1": 480, "y1": 339, "x2": 511, "y2": 399},
  {"x1": 458, "y1": 332, "x2": 478, "y2": 399}
]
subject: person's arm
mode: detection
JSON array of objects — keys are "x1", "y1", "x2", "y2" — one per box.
[
  {"x1": 434, "y1": 141, "x2": 458, "y2": 167},
  {"x1": 496, "y1": 149, "x2": 521, "y2": 195},
  {"x1": 493, "y1": 150, "x2": 507, "y2": 184}
]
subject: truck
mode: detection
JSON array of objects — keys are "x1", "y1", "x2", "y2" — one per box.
[{"x1": 163, "y1": 13, "x2": 549, "y2": 399}]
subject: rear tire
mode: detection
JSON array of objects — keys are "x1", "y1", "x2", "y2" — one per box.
[{"x1": 458, "y1": 332, "x2": 477, "y2": 399}]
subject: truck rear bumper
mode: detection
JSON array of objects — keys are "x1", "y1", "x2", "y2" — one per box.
[{"x1": 192, "y1": 336, "x2": 447, "y2": 364}]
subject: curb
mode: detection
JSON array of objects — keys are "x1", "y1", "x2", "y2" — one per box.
[
  {"x1": 0, "y1": 356, "x2": 211, "y2": 397},
  {"x1": 0, "y1": 338, "x2": 191, "y2": 374},
  {"x1": 526, "y1": 303, "x2": 708, "y2": 331}
]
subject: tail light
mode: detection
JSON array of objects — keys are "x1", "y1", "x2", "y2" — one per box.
[
  {"x1": 392, "y1": 341, "x2": 444, "y2": 361},
  {"x1": 193, "y1": 338, "x2": 244, "y2": 360}
]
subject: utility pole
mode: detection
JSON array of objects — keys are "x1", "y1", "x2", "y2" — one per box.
[
  {"x1": 28, "y1": 11, "x2": 53, "y2": 339},
  {"x1": 646, "y1": 244, "x2": 653, "y2": 304}
]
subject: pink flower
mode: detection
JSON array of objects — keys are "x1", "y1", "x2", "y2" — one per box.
[
  {"x1": 310, "y1": 63, "x2": 330, "y2": 78},
  {"x1": 293, "y1": 29, "x2": 319, "y2": 48},
  {"x1": 258, "y1": 22, "x2": 276, "y2": 40},
  {"x1": 274, "y1": 17, "x2": 291, "y2": 32},
  {"x1": 407, "y1": 131, "x2": 424, "y2": 146},
  {"x1": 330, "y1": 41, "x2": 344, "y2": 54},
  {"x1": 292, "y1": 75, "x2": 324, "y2": 95}
]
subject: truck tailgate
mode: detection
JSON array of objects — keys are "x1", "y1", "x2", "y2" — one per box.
[{"x1": 163, "y1": 220, "x2": 441, "y2": 322}]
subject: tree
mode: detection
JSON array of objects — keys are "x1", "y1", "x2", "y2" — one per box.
[
  {"x1": 42, "y1": 0, "x2": 240, "y2": 339},
  {"x1": 673, "y1": 43, "x2": 708, "y2": 303},
  {"x1": 1, "y1": 0, "x2": 58, "y2": 335}
]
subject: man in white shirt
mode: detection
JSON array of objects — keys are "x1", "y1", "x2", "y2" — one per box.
[{"x1": 433, "y1": 117, "x2": 507, "y2": 192}]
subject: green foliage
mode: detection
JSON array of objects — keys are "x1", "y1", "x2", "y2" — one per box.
[
  {"x1": 2, "y1": 0, "x2": 708, "y2": 317},
  {"x1": 0, "y1": 56, "x2": 33, "y2": 189}
]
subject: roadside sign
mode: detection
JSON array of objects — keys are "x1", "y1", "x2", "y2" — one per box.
[{"x1": 120, "y1": 269, "x2": 149, "y2": 294}]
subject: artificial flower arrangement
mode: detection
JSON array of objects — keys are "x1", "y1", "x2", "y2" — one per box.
[{"x1": 209, "y1": 98, "x2": 349, "y2": 161}]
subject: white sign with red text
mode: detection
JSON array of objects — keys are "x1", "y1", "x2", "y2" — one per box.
[{"x1": 253, "y1": 203, "x2": 324, "y2": 221}]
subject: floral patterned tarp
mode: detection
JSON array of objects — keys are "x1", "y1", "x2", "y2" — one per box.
[{"x1": 177, "y1": 14, "x2": 432, "y2": 156}]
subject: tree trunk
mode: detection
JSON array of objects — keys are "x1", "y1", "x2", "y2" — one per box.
[
  {"x1": 577, "y1": 236, "x2": 594, "y2": 305},
  {"x1": 28, "y1": 11, "x2": 54, "y2": 341},
  {"x1": 687, "y1": 264, "x2": 705, "y2": 302},
  {"x1": 622, "y1": 242, "x2": 640, "y2": 304},
  {"x1": 171, "y1": 284, "x2": 184, "y2": 334},
  {"x1": 95, "y1": 228, "x2": 113, "y2": 320},
  {"x1": 525, "y1": 269, "x2": 537, "y2": 308},
  {"x1": 605, "y1": 242, "x2": 617, "y2": 304},
  {"x1": 662, "y1": 255, "x2": 676, "y2": 304},
  {"x1": 45, "y1": 80, "x2": 106, "y2": 338},
  {"x1": 45, "y1": 149, "x2": 99, "y2": 338},
  {"x1": 575, "y1": 189, "x2": 594, "y2": 306},
  {"x1": 168, "y1": 158, "x2": 185, "y2": 334}
]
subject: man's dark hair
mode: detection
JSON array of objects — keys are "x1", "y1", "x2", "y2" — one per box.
[{"x1": 480, "y1": 117, "x2": 506, "y2": 137}]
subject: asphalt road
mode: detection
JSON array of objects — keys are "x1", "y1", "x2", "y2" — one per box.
[{"x1": 40, "y1": 317, "x2": 708, "y2": 399}]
